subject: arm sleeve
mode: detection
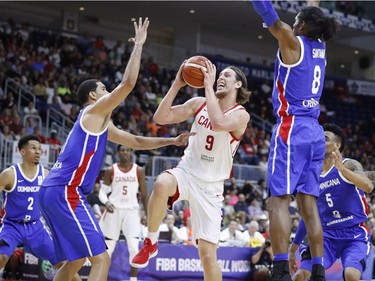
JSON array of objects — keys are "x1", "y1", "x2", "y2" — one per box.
[
  {"x1": 293, "y1": 219, "x2": 307, "y2": 245},
  {"x1": 251, "y1": 0, "x2": 279, "y2": 27},
  {"x1": 98, "y1": 184, "x2": 110, "y2": 205}
]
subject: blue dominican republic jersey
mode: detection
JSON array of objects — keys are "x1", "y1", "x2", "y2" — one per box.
[
  {"x1": 318, "y1": 159, "x2": 369, "y2": 230},
  {"x1": 42, "y1": 106, "x2": 108, "y2": 194},
  {"x1": 2, "y1": 163, "x2": 45, "y2": 222},
  {"x1": 272, "y1": 36, "x2": 326, "y2": 119}
]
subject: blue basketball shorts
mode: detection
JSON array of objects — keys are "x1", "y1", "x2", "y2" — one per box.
[
  {"x1": 299, "y1": 225, "x2": 370, "y2": 273},
  {"x1": 267, "y1": 117, "x2": 325, "y2": 197},
  {"x1": 39, "y1": 185, "x2": 106, "y2": 262},
  {"x1": 0, "y1": 219, "x2": 57, "y2": 265}
]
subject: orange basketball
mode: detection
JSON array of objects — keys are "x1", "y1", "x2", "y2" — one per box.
[{"x1": 181, "y1": 55, "x2": 210, "y2": 89}]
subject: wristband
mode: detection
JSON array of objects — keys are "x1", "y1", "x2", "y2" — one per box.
[{"x1": 252, "y1": 0, "x2": 279, "y2": 27}]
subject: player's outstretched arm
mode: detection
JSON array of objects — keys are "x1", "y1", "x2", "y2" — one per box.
[
  {"x1": 332, "y1": 149, "x2": 374, "y2": 193},
  {"x1": 91, "y1": 17, "x2": 149, "y2": 116},
  {"x1": 107, "y1": 121, "x2": 195, "y2": 150},
  {"x1": 251, "y1": 0, "x2": 300, "y2": 63}
]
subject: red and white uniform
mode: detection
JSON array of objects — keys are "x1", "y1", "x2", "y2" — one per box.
[
  {"x1": 168, "y1": 101, "x2": 245, "y2": 245},
  {"x1": 107, "y1": 163, "x2": 140, "y2": 209},
  {"x1": 179, "y1": 102, "x2": 243, "y2": 182},
  {"x1": 99, "y1": 163, "x2": 141, "y2": 261}
]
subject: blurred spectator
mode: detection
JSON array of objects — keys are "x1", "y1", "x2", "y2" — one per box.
[
  {"x1": 24, "y1": 116, "x2": 38, "y2": 134},
  {"x1": 158, "y1": 213, "x2": 181, "y2": 244},
  {"x1": 250, "y1": 240, "x2": 273, "y2": 281},
  {"x1": 175, "y1": 210, "x2": 185, "y2": 228},
  {"x1": 23, "y1": 100, "x2": 39, "y2": 116},
  {"x1": 228, "y1": 188, "x2": 239, "y2": 206},
  {"x1": 224, "y1": 177, "x2": 237, "y2": 195},
  {"x1": 219, "y1": 220, "x2": 246, "y2": 247},
  {"x1": 0, "y1": 125, "x2": 15, "y2": 142},
  {"x1": 8, "y1": 113, "x2": 23, "y2": 135},
  {"x1": 243, "y1": 220, "x2": 265, "y2": 248},
  {"x1": 257, "y1": 214, "x2": 269, "y2": 234},
  {"x1": 248, "y1": 198, "x2": 263, "y2": 221},
  {"x1": 0, "y1": 108, "x2": 14, "y2": 129},
  {"x1": 258, "y1": 154, "x2": 268, "y2": 173},
  {"x1": 234, "y1": 193, "x2": 249, "y2": 225},
  {"x1": 33, "y1": 126, "x2": 46, "y2": 143},
  {"x1": 222, "y1": 195, "x2": 235, "y2": 226},
  {"x1": 109, "y1": 40, "x2": 124, "y2": 67},
  {"x1": 0, "y1": 91, "x2": 15, "y2": 110},
  {"x1": 46, "y1": 129, "x2": 62, "y2": 153},
  {"x1": 57, "y1": 80, "x2": 72, "y2": 103},
  {"x1": 241, "y1": 180, "x2": 259, "y2": 200},
  {"x1": 177, "y1": 216, "x2": 194, "y2": 245},
  {"x1": 87, "y1": 182, "x2": 105, "y2": 220},
  {"x1": 33, "y1": 78, "x2": 47, "y2": 101}
]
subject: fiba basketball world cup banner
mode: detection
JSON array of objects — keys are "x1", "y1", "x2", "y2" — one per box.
[
  {"x1": 22, "y1": 252, "x2": 91, "y2": 280},
  {"x1": 109, "y1": 242, "x2": 256, "y2": 281},
  {"x1": 108, "y1": 242, "x2": 374, "y2": 281}
]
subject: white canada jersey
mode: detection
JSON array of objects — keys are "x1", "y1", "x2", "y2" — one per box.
[
  {"x1": 179, "y1": 102, "x2": 244, "y2": 182},
  {"x1": 109, "y1": 163, "x2": 140, "y2": 209}
]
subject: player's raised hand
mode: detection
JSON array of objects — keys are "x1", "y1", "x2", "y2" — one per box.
[
  {"x1": 202, "y1": 60, "x2": 216, "y2": 89},
  {"x1": 332, "y1": 148, "x2": 344, "y2": 171},
  {"x1": 129, "y1": 17, "x2": 149, "y2": 45},
  {"x1": 174, "y1": 61, "x2": 187, "y2": 88},
  {"x1": 173, "y1": 132, "x2": 196, "y2": 146}
]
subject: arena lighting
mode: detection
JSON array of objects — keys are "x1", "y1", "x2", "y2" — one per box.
[
  {"x1": 258, "y1": 35, "x2": 263, "y2": 39},
  {"x1": 131, "y1": 17, "x2": 136, "y2": 22},
  {"x1": 354, "y1": 50, "x2": 359, "y2": 55},
  {"x1": 340, "y1": 64, "x2": 345, "y2": 68},
  {"x1": 189, "y1": 10, "x2": 195, "y2": 14},
  {"x1": 79, "y1": 6, "x2": 85, "y2": 12}
]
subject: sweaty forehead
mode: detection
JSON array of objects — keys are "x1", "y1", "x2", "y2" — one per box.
[{"x1": 220, "y1": 68, "x2": 235, "y2": 76}]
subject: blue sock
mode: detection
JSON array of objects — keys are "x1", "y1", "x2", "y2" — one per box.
[
  {"x1": 273, "y1": 253, "x2": 288, "y2": 261},
  {"x1": 312, "y1": 256, "x2": 324, "y2": 266}
]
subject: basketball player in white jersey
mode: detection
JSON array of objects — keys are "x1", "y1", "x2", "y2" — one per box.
[
  {"x1": 99, "y1": 145, "x2": 147, "y2": 281},
  {"x1": 132, "y1": 61, "x2": 251, "y2": 281}
]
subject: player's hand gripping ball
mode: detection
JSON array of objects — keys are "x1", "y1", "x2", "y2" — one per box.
[{"x1": 181, "y1": 55, "x2": 211, "y2": 88}]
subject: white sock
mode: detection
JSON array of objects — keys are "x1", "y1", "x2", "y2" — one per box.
[
  {"x1": 130, "y1": 277, "x2": 137, "y2": 281},
  {"x1": 148, "y1": 231, "x2": 158, "y2": 245}
]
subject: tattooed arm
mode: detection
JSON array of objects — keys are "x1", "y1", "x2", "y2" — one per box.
[
  {"x1": 364, "y1": 171, "x2": 375, "y2": 182},
  {"x1": 339, "y1": 158, "x2": 374, "y2": 193}
]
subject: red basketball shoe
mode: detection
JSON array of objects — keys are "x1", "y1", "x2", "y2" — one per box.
[{"x1": 131, "y1": 238, "x2": 158, "y2": 268}]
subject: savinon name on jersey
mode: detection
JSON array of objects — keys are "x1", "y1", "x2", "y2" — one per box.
[{"x1": 312, "y1": 48, "x2": 325, "y2": 59}]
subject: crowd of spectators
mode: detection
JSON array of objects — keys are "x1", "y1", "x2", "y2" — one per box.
[{"x1": 1, "y1": 18, "x2": 375, "y2": 278}]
